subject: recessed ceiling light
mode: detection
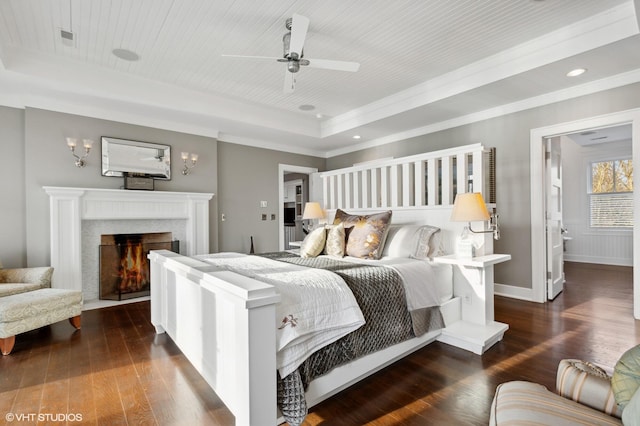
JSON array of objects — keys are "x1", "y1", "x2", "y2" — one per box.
[
  {"x1": 315, "y1": 113, "x2": 324, "y2": 119},
  {"x1": 299, "y1": 104, "x2": 315, "y2": 111},
  {"x1": 112, "y1": 48, "x2": 140, "y2": 61},
  {"x1": 566, "y1": 68, "x2": 586, "y2": 77},
  {"x1": 352, "y1": 135, "x2": 361, "y2": 140}
]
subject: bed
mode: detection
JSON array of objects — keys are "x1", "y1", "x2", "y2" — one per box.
[{"x1": 149, "y1": 144, "x2": 501, "y2": 425}]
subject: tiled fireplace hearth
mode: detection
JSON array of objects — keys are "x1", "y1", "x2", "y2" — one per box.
[{"x1": 44, "y1": 187, "x2": 214, "y2": 304}]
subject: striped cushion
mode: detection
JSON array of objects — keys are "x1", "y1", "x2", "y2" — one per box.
[
  {"x1": 557, "y1": 359, "x2": 622, "y2": 418},
  {"x1": 490, "y1": 381, "x2": 622, "y2": 426}
]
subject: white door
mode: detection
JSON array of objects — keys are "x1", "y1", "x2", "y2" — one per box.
[{"x1": 546, "y1": 137, "x2": 564, "y2": 300}]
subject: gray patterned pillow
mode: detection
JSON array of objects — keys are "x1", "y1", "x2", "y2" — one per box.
[
  {"x1": 333, "y1": 209, "x2": 392, "y2": 259},
  {"x1": 324, "y1": 223, "x2": 346, "y2": 257},
  {"x1": 412, "y1": 226, "x2": 442, "y2": 259}
]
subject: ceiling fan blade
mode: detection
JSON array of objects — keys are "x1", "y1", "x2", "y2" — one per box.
[
  {"x1": 289, "y1": 14, "x2": 309, "y2": 57},
  {"x1": 284, "y1": 71, "x2": 295, "y2": 93},
  {"x1": 305, "y1": 58, "x2": 360, "y2": 72},
  {"x1": 221, "y1": 54, "x2": 281, "y2": 61}
]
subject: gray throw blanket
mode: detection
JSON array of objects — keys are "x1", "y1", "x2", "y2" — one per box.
[{"x1": 258, "y1": 252, "x2": 444, "y2": 425}]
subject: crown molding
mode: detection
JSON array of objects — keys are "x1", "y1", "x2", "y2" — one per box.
[
  {"x1": 321, "y1": 2, "x2": 639, "y2": 138},
  {"x1": 325, "y1": 68, "x2": 640, "y2": 158}
]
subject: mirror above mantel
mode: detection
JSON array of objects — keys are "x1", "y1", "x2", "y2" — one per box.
[{"x1": 101, "y1": 136, "x2": 171, "y2": 180}]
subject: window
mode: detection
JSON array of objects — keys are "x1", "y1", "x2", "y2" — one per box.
[{"x1": 589, "y1": 159, "x2": 633, "y2": 228}]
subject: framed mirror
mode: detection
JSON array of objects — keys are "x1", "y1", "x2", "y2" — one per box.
[{"x1": 101, "y1": 137, "x2": 171, "y2": 179}]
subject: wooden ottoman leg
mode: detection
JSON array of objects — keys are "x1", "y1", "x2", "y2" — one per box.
[
  {"x1": 69, "y1": 315, "x2": 81, "y2": 330},
  {"x1": 1, "y1": 336, "x2": 16, "y2": 355}
]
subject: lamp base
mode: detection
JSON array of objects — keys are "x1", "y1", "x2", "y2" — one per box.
[{"x1": 456, "y1": 239, "x2": 475, "y2": 259}]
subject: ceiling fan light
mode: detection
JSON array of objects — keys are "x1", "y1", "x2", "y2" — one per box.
[{"x1": 288, "y1": 61, "x2": 300, "y2": 73}]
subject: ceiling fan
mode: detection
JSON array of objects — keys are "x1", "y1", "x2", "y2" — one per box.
[{"x1": 222, "y1": 14, "x2": 360, "y2": 93}]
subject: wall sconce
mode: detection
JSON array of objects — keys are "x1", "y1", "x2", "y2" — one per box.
[
  {"x1": 450, "y1": 192, "x2": 500, "y2": 240},
  {"x1": 66, "y1": 137, "x2": 93, "y2": 167},
  {"x1": 181, "y1": 152, "x2": 198, "y2": 175},
  {"x1": 450, "y1": 192, "x2": 500, "y2": 258}
]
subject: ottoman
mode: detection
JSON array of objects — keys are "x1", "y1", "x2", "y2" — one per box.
[{"x1": 0, "y1": 288, "x2": 83, "y2": 355}]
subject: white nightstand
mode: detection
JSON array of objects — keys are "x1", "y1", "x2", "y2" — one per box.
[
  {"x1": 288, "y1": 241, "x2": 303, "y2": 248},
  {"x1": 433, "y1": 254, "x2": 511, "y2": 355}
]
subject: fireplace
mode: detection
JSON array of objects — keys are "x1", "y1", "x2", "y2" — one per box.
[{"x1": 99, "y1": 232, "x2": 179, "y2": 301}]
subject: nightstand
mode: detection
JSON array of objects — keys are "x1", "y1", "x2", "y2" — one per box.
[
  {"x1": 433, "y1": 254, "x2": 511, "y2": 354},
  {"x1": 288, "y1": 241, "x2": 303, "y2": 248}
]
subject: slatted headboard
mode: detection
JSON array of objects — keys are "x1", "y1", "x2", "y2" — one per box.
[{"x1": 311, "y1": 143, "x2": 495, "y2": 255}]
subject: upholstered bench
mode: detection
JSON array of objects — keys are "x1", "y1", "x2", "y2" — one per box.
[{"x1": 0, "y1": 288, "x2": 83, "y2": 355}]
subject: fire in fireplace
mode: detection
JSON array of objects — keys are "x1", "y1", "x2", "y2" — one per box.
[{"x1": 99, "y1": 232, "x2": 179, "y2": 300}]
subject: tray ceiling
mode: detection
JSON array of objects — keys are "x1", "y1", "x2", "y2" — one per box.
[{"x1": 1, "y1": 0, "x2": 639, "y2": 157}]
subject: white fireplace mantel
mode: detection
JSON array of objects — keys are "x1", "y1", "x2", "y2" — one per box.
[{"x1": 44, "y1": 187, "x2": 214, "y2": 293}]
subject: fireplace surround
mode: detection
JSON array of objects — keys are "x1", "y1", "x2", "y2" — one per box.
[{"x1": 43, "y1": 187, "x2": 213, "y2": 302}]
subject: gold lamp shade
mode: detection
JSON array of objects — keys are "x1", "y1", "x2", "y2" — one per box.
[
  {"x1": 450, "y1": 193, "x2": 490, "y2": 222},
  {"x1": 302, "y1": 202, "x2": 325, "y2": 220}
]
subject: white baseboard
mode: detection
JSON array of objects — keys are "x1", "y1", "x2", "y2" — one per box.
[
  {"x1": 494, "y1": 283, "x2": 534, "y2": 302},
  {"x1": 563, "y1": 255, "x2": 632, "y2": 267}
]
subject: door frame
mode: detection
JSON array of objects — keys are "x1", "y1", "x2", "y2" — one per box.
[
  {"x1": 529, "y1": 108, "x2": 640, "y2": 319},
  {"x1": 278, "y1": 164, "x2": 318, "y2": 250}
]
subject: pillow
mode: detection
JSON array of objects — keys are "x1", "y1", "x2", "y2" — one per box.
[
  {"x1": 333, "y1": 209, "x2": 392, "y2": 259},
  {"x1": 299, "y1": 227, "x2": 326, "y2": 258},
  {"x1": 622, "y1": 381, "x2": 640, "y2": 426},
  {"x1": 612, "y1": 344, "x2": 640, "y2": 409},
  {"x1": 324, "y1": 223, "x2": 346, "y2": 257},
  {"x1": 382, "y1": 225, "x2": 421, "y2": 258},
  {"x1": 412, "y1": 225, "x2": 442, "y2": 259}
]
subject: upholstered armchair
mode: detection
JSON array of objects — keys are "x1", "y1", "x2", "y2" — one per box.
[
  {"x1": 0, "y1": 266, "x2": 54, "y2": 297},
  {"x1": 0, "y1": 264, "x2": 82, "y2": 355},
  {"x1": 490, "y1": 346, "x2": 640, "y2": 425}
]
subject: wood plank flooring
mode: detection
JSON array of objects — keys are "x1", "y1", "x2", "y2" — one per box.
[{"x1": 1, "y1": 262, "x2": 637, "y2": 425}]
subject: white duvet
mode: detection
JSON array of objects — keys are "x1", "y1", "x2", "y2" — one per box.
[{"x1": 199, "y1": 253, "x2": 365, "y2": 377}]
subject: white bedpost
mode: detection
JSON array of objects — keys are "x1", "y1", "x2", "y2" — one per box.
[{"x1": 149, "y1": 250, "x2": 281, "y2": 426}]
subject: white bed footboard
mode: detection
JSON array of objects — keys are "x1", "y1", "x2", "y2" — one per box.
[{"x1": 149, "y1": 250, "x2": 281, "y2": 425}]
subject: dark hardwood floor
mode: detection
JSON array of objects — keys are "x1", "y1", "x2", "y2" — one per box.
[{"x1": 1, "y1": 261, "x2": 637, "y2": 425}]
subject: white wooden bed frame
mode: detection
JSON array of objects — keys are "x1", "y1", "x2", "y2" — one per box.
[{"x1": 149, "y1": 143, "x2": 502, "y2": 425}]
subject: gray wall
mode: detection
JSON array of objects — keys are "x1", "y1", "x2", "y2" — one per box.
[
  {"x1": 217, "y1": 142, "x2": 324, "y2": 253},
  {"x1": 326, "y1": 82, "x2": 640, "y2": 289},
  {"x1": 20, "y1": 108, "x2": 218, "y2": 267},
  {"x1": 0, "y1": 106, "x2": 26, "y2": 268}
]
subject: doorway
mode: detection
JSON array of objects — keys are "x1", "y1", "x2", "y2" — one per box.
[
  {"x1": 529, "y1": 109, "x2": 640, "y2": 319},
  {"x1": 278, "y1": 164, "x2": 318, "y2": 250}
]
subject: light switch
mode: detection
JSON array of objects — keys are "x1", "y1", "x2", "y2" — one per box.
[
  {"x1": 260, "y1": 201, "x2": 268, "y2": 208},
  {"x1": 261, "y1": 214, "x2": 267, "y2": 221}
]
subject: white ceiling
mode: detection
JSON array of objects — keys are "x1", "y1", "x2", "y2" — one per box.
[{"x1": 1, "y1": 0, "x2": 640, "y2": 157}]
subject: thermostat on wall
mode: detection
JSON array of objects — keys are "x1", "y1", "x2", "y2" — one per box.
[{"x1": 124, "y1": 176, "x2": 154, "y2": 191}]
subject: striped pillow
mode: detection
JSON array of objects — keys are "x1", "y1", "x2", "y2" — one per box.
[{"x1": 556, "y1": 359, "x2": 621, "y2": 418}]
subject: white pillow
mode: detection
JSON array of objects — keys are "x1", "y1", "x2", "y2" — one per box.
[
  {"x1": 382, "y1": 225, "x2": 422, "y2": 258},
  {"x1": 300, "y1": 227, "x2": 326, "y2": 258},
  {"x1": 381, "y1": 224, "x2": 442, "y2": 259}
]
